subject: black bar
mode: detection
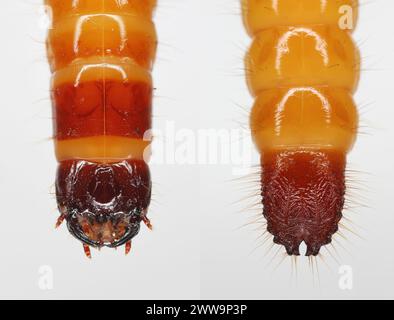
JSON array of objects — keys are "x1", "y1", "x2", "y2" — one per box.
[{"x1": 0, "y1": 300, "x2": 390, "y2": 318}]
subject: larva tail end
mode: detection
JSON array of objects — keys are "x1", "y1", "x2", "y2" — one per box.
[
  {"x1": 56, "y1": 159, "x2": 151, "y2": 249},
  {"x1": 262, "y1": 150, "x2": 346, "y2": 256}
]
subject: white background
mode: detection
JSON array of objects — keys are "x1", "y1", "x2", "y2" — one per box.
[{"x1": 0, "y1": 0, "x2": 392, "y2": 299}]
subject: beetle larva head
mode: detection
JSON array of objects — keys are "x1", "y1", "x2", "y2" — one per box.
[
  {"x1": 261, "y1": 149, "x2": 346, "y2": 256},
  {"x1": 56, "y1": 160, "x2": 151, "y2": 248}
]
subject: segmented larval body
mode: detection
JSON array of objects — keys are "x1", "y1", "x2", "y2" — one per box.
[
  {"x1": 45, "y1": 0, "x2": 157, "y2": 257},
  {"x1": 242, "y1": 0, "x2": 360, "y2": 256}
]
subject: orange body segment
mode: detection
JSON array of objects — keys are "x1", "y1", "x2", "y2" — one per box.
[
  {"x1": 47, "y1": 14, "x2": 157, "y2": 71},
  {"x1": 246, "y1": 25, "x2": 360, "y2": 95},
  {"x1": 250, "y1": 87, "x2": 358, "y2": 153},
  {"x1": 46, "y1": 0, "x2": 157, "y2": 21}
]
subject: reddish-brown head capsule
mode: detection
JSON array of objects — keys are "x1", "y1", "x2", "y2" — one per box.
[{"x1": 56, "y1": 160, "x2": 151, "y2": 248}]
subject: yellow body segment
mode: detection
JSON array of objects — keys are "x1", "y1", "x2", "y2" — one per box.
[
  {"x1": 55, "y1": 136, "x2": 150, "y2": 163},
  {"x1": 242, "y1": 0, "x2": 358, "y2": 35}
]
